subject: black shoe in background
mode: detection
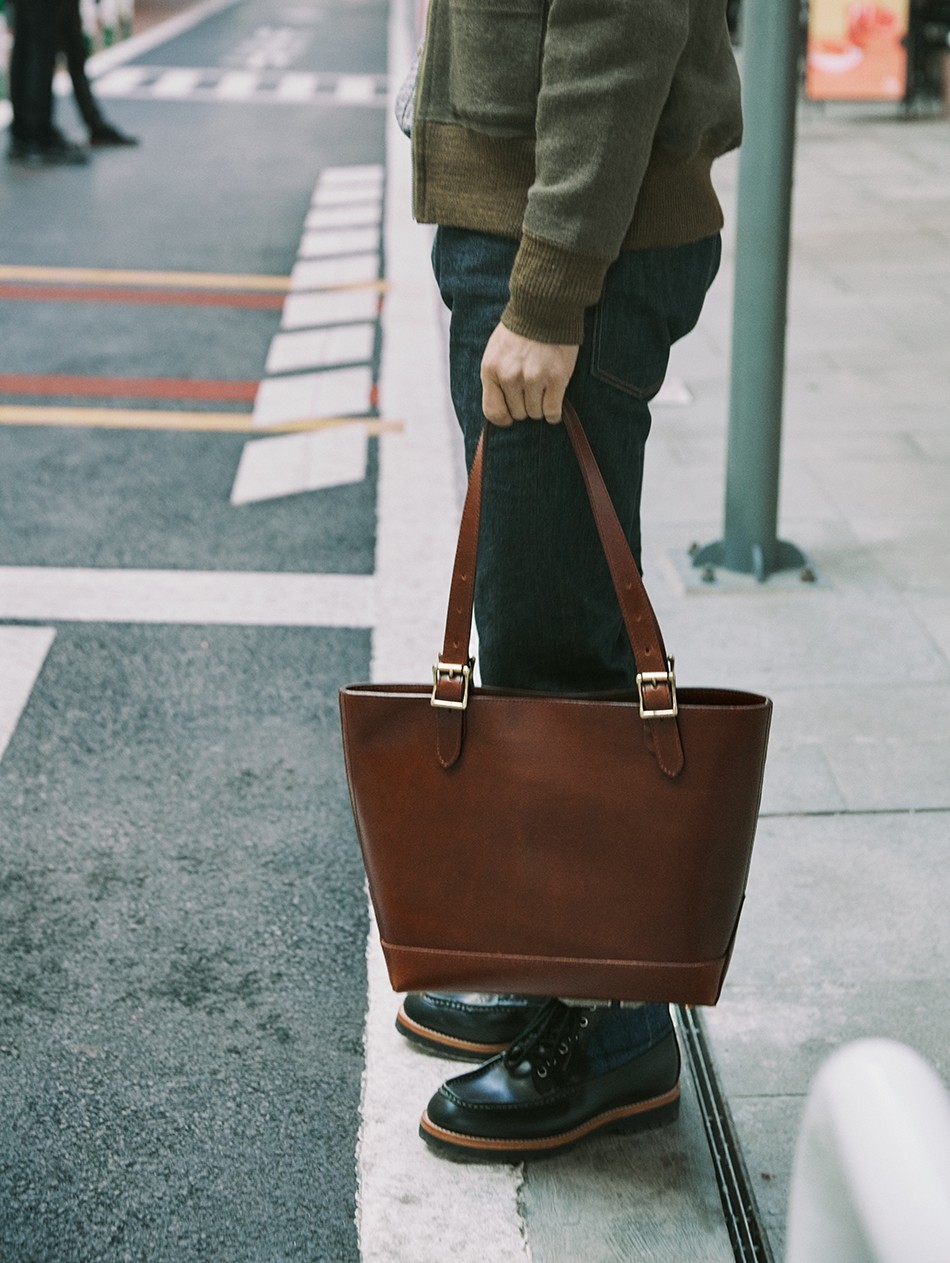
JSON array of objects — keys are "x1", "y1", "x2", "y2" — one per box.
[
  {"x1": 396, "y1": 992, "x2": 548, "y2": 1060},
  {"x1": 7, "y1": 129, "x2": 89, "y2": 166},
  {"x1": 89, "y1": 122, "x2": 139, "y2": 147}
]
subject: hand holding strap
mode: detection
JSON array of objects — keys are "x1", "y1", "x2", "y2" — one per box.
[{"x1": 432, "y1": 401, "x2": 684, "y2": 778}]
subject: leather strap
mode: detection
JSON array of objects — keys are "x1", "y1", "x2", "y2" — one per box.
[{"x1": 433, "y1": 401, "x2": 684, "y2": 778}]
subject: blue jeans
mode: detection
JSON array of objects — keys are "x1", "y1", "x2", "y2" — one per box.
[
  {"x1": 432, "y1": 227, "x2": 721, "y2": 1052},
  {"x1": 433, "y1": 226, "x2": 721, "y2": 693}
]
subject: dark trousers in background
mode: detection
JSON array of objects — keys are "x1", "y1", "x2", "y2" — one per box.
[{"x1": 9, "y1": 0, "x2": 64, "y2": 143}]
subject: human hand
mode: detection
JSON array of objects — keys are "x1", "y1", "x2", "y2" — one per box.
[{"x1": 480, "y1": 323, "x2": 579, "y2": 427}]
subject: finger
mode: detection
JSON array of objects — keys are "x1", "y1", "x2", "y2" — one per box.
[
  {"x1": 523, "y1": 383, "x2": 546, "y2": 420},
  {"x1": 542, "y1": 384, "x2": 566, "y2": 425},
  {"x1": 507, "y1": 390, "x2": 529, "y2": 422},
  {"x1": 481, "y1": 376, "x2": 514, "y2": 427}
]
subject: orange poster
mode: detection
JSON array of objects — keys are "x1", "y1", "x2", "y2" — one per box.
[{"x1": 806, "y1": 0, "x2": 910, "y2": 100}]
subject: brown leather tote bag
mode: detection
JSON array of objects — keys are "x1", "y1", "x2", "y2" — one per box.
[{"x1": 340, "y1": 402, "x2": 772, "y2": 1004}]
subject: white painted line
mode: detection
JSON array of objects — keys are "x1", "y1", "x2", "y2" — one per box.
[
  {"x1": 357, "y1": 4, "x2": 530, "y2": 1258},
  {"x1": 319, "y1": 164, "x2": 384, "y2": 185},
  {"x1": 298, "y1": 228, "x2": 381, "y2": 258},
  {"x1": 290, "y1": 255, "x2": 380, "y2": 291},
  {"x1": 312, "y1": 183, "x2": 384, "y2": 207},
  {"x1": 86, "y1": 0, "x2": 242, "y2": 77},
  {"x1": 281, "y1": 289, "x2": 380, "y2": 330},
  {"x1": 92, "y1": 65, "x2": 151, "y2": 96},
  {"x1": 335, "y1": 76, "x2": 378, "y2": 104},
  {"x1": 654, "y1": 375, "x2": 694, "y2": 406},
  {"x1": 253, "y1": 367, "x2": 374, "y2": 426},
  {"x1": 275, "y1": 72, "x2": 319, "y2": 100},
  {"x1": 230, "y1": 427, "x2": 369, "y2": 505},
  {"x1": 0, "y1": 569, "x2": 374, "y2": 628},
  {"x1": 215, "y1": 70, "x2": 259, "y2": 99},
  {"x1": 151, "y1": 68, "x2": 203, "y2": 98},
  {"x1": 266, "y1": 324, "x2": 375, "y2": 374},
  {"x1": 0, "y1": 627, "x2": 56, "y2": 765},
  {"x1": 306, "y1": 204, "x2": 382, "y2": 230}
]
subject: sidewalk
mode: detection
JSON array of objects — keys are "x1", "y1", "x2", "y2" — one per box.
[
  {"x1": 376, "y1": 43, "x2": 950, "y2": 1254},
  {"x1": 677, "y1": 103, "x2": 950, "y2": 1258}
]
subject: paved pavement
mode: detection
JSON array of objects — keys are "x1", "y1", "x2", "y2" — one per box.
[{"x1": 2, "y1": 1, "x2": 950, "y2": 1259}]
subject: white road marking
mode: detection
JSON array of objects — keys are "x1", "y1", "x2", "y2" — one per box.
[
  {"x1": 298, "y1": 228, "x2": 381, "y2": 258},
  {"x1": 0, "y1": 627, "x2": 56, "y2": 765},
  {"x1": 230, "y1": 427, "x2": 369, "y2": 505},
  {"x1": 215, "y1": 70, "x2": 259, "y2": 99},
  {"x1": 92, "y1": 65, "x2": 151, "y2": 96},
  {"x1": 281, "y1": 289, "x2": 380, "y2": 329},
  {"x1": 274, "y1": 71, "x2": 320, "y2": 100},
  {"x1": 151, "y1": 68, "x2": 203, "y2": 97},
  {"x1": 85, "y1": 0, "x2": 242, "y2": 78},
  {"x1": 266, "y1": 325, "x2": 376, "y2": 374},
  {"x1": 85, "y1": 66, "x2": 387, "y2": 106},
  {"x1": 318, "y1": 164, "x2": 384, "y2": 185},
  {"x1": 312, "y1": 182, "x2": 384, "y2": 206},
  {"x1": 356, "y1": 4, "x2": 531, "y2": 1258},
  {"x1": 291, "y1": 255, "x2": 380, "y2": 290},
  {"x1": 226, "y1": 25, "x2": 311, "y2": 70},
  {"x1": 306, "y1": 204, "x2": 382, "y2": 230},
  {"x1": 335, "y1": 75, "x2": 377, "y2": 104},
  {"x1": 0, "y1": 569, "x2": 374, "y2": 628},
  {"x1": 253, "y1": 367, "x2": 374, "y2": 426}
]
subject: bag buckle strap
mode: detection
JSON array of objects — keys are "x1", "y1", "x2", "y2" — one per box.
[
  {"x1": 636, "y1": 660, "x2": 678, "y2": 719},
  {"x1": 431, "y1": 658, "x2": 474, "y2": 711}
]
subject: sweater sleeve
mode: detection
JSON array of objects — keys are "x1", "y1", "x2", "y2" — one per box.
[{"x1": 501, "y1": 0, "x2": 692, "y2": 344}]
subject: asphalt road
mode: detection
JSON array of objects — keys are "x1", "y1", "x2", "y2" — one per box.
[{"x1": 0, "y1": 2, "x2": 387, "y2": 1258}]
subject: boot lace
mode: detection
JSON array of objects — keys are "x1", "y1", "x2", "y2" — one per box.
[{"x1": 503, "y1": 999, "x2": 592, "y2": 1092}]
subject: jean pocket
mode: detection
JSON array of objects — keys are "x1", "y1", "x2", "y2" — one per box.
[
  {"x1": 590, "y1": 293, "x2": 671, "y2": 402},
  {"x1": 590, "y1": 239, "x2": 721, "y2": 401}
]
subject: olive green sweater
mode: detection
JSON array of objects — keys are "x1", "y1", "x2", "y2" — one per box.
[{"x1": 412, "y1": 0, "x2": 742, "y2": 344}]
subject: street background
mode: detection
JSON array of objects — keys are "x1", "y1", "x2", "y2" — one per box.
[{"x1": 1, "y1": 1, "x2": 949, "y2": 1259}]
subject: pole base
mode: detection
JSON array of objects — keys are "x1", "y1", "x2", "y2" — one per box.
[{"x1": 692, "y1": 537, "x2": 809, "y2": 584}]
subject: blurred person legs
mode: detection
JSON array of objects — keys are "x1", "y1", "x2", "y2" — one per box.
[
  {"x1": 59, "y1": 0, "x2": 139, "y2": 146},
  {"x1": 7, "y1": 0, "x2": 87, "y2": 164}
]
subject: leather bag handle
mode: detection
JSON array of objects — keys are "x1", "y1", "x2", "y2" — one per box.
[{"x1": 433, "y1": 400, "x2": 684, "y2": 779}]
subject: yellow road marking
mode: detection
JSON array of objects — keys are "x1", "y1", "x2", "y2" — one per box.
[
  {"x1": 0, "y1": 405, "x2": 402, "y2": 435},
  {"x1": 0, "y1": 264, "x2": 389, "y2": 295}
]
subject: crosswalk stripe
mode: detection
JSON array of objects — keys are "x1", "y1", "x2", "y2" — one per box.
[
  {"x1": 298, "y1": 228, "x2": 381, "y2": 258},
  {"x1": 152, "y1": 68, "x2": 203, "y2": 97},
  {"x1": 265, "y1": 325, "x2": 376, "y2": 375},
  {"x1": 0, "y1": 568, "x2": 376, "y2": 628},
  {"x1": 0, "y1": 628, "x2": 56, "y2": 765},
  {"x1": 90, "y1": 66, "x2": 387, "y2": 106}
]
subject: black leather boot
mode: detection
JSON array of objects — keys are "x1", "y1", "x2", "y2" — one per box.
[
  {"x1": 396, "y1": 992, "x2": 547, "y2": 1060},
  {"x1": 419, "y1": 998, "x2": 680, "y2": 1161}
]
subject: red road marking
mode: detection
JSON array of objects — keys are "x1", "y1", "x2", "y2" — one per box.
[
  {"x1": 0, "y1": 373, "x2": 259, "y2": 402},
  {"x1": 0, "y1": 284, "x2": 285, "y2": 310}
]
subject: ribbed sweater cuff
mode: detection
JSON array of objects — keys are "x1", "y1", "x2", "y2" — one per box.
[{"x1": 502, "y1": 233, "x2": 611, "y2": 345}]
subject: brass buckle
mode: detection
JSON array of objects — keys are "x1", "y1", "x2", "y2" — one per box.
[
  {"x1": 636, "y1": 659, "x2": 678, "y2": 719},
  {"x1": 430, "y1": 658, "x2": 474, "y2": 711}
]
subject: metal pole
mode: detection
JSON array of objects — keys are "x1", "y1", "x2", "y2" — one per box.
[{"x1": 693, "y1": 0, "x2": 807, "y2": 582}]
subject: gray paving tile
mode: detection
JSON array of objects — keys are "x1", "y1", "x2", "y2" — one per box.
[
  {"x1": 523, "y1": 1072, "x2": 733, "y2": 1263},
  {"x1": 720, "y1": 813, "x2": 950, "y2": 992}
]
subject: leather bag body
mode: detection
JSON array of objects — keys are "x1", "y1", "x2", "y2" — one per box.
[{"x1": 340, "y1": 404, "x2": 772, "y2": 1005}]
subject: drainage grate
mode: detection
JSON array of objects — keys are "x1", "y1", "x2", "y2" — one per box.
[{"x1": 676, "y1": 1005, "x2": 776, "y2": 1263}]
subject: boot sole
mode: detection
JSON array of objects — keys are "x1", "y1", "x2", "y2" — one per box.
[
  {"x1": 395, "y1": 1005, "x2": 510, "y2": 1061},
  {"x1": 419, "y1": 1084, "x2": 681, "y2": 1162}
]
